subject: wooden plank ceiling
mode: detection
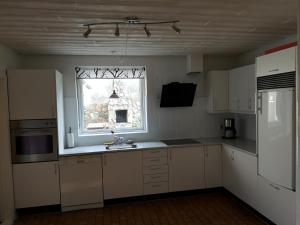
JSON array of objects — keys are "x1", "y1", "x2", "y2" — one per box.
[{"x1": 0, "y1": 0, "x2": 297, "y2": 55}]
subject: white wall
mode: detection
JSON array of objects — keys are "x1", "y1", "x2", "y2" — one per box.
[
  {"x1": 20, "y1": 55, "x2": 237, "y2": 146},
  {"x1": 0, "y1": 44, "x2": 20, "y2": 225}
]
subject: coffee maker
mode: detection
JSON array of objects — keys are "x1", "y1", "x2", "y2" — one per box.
[{"x1": 223, "y1": 118, "x2": 236, "y2": 139}]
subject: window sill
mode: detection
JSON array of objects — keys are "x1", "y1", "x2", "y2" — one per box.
[{"x1": 78, "y1": 129, "x2": 148, "y2": 137}]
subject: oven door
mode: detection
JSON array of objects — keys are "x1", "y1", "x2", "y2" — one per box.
[{"x1": 11, "y1": 128, "x2": 58, "y2": 163}]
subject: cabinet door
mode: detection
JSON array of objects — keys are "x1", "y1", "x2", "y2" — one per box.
[
  {"x1": 13, "y1": 161, "x2": 60, "y2": 208},
  {"x1": 59, "y1": 155, "x2": 103, "y2": 208},
  {"x1": 103, "y1": 151, "x2": 143, "y2": 200},
  {"x1": 256, "y1": 176, "x2": 296, "y2": 225},
  {"x1": 207, "y1": 71, "x2": 229, "y2": 112},
  {"x1": 8, "y1": 70, "x2": 57, "y2": 120},
  {"x1": 229, "y1": 69, "x2": 239, "y2": 112},
  {"x1": 235, "y1": 150, "x2": 258, "y2": 208},
  {"x1": 204, "y1": 145, "x2": 222, "y2": 188},
  {"x1": 169, "y1": 147, "x2": 205, "y2": 192},
  {"x1": 256, "y1": 47, "x2": 296, "y2": 77},
  {"x1": 222, "y1": 145, "x2": 239, "y2": 195},
  {"x1": 247, "y1": 65, "x2": 256, "y2": 113}
]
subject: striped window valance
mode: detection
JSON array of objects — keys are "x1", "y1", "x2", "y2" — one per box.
[{"x1": 75, "y1": 66, "x2": 146, "y2": 79}]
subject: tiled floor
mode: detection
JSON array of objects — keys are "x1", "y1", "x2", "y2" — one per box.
[{"x1": 14, "y1": 191, "x2": 269, "y2": 225}]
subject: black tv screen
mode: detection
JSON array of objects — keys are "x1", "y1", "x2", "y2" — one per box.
[{"x1": 160, "y1": 82, "x2": 197, "y2": 107}]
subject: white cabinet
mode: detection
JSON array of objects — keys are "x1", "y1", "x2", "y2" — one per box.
[
  {"x1": 59, "y1": 155, "x2": 103, "y2": 211},
  {"x1": 13, "y1": 161, "x2": 60, "y2": 208},
  {"x1": 222, "y1": 145, "x2": 257, "y2": 209},
  {"x1": 169, "y1": 147, "x2": 205, "y2": 192},
  {"x1": 206, "y1": 70, "x2": 229, "y2": 113},
  {"x1": 7, "y1": 70, "x2": 60, "y2": 120},
  {"x1": 229, "y1": 64, "x2": 255, "y2": 114},
  {"x1": 204, "y1": 145, "x2": 222, "y2": 188},
  {"x1": 256, "y1": 176, "x2": 296, "y2": 225},
  {"x1": 103, "y1": 151, "x2": 143, "y2": 200},
  {"x1": 256, "y1": 47, "x2": 296, "y2": 77}
]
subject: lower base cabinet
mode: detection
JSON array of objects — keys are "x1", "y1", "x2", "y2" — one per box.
[
  {"x1": 204, "y1": 145, "x2": 222, "y2": 188},
  {"x1": 13, "y1": 161, "x2": 60, "y2": 209},
  {"x1": 222, "y1": 144, "x2": 296, "y2": 225},
  {"x1": 103, "y1": 151, "x2": 143, "y2": 200},
  {"x1": 59, "y1": 155, "x2": 103, "y2": 211},
  {"x1": 169, "y1": 147, "x2": 205, "y2": 192}
]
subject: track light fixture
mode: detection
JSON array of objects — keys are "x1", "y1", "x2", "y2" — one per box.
[
  {"x1": 82, "y1": 17, "x2": 181, "y2": 38},
  {"x1": 83, "y1": 25, "x2": 92, "y2": 38},
  {"x1": 144, "y1": 25, "x2": 151, "y2": 37},
  {"x1": 115, "y1": 24, "x2": 120, "y2": 37},
  {"x1": 172, "y1": 22, "x2": 181, "y2": 34}
]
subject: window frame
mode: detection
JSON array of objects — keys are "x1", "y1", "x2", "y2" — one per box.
[{"x1": 76, "y1": 72, "x2": 148, "y2": 136}]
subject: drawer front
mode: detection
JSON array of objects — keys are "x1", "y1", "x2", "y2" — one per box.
[
  {"x1": 143, "y1": 157, "x2": 168, "y2": 166},
  {"x1": 143, "y1": 149, "x2": 168, "y2": 159},
  {"x1": 144, "y1": 173, "x2": 168, "y2": 184},
  {"x1": 144, "y1": 182, "x2": 169, "y2": 195},
  {"x1": 143, "y1": 165, "x2": 169, "y2": 175}
]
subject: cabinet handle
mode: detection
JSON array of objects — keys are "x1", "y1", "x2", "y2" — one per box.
[
  {"x1": 150, "y1": 167, "x2": 161, "y2": 171},
  {"x1": 169, "y1": 150, "x2": 172, "y2": 160},
  {"x1": 257, "y1": 92, "x2": 263, "y2": 114},
  {"x1": 150, "y1": 150, "x2": 161, "y2": 154},
  {"x1": 150, "y1": 159, "x2": 160, "y2": 162},
  {"x1": 151, "y1": 176, "x2": 161, "y2": 179},
  {"x1": 152, "y1": 184, "x2": 162, "y2": 188},
  {"x1": 77, "y1": 159, "x2": 85, "y2": 163},
  {"x1": 54, "y1": 163, "x2": 57, "y2": 174},
  {"x1": 231, "y1": 151, "x2": 234, "y2": 161},
  {"x1": 269, "y1": 69, "x2": 279, "y2": 73},
  {"x1": 269, "y1": 183, "x2": 280, "y2": 190}
]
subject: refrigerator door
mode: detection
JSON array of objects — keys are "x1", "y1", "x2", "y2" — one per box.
[{"x1": 257, "y1": 88, "x2": 295, "y2": 190}]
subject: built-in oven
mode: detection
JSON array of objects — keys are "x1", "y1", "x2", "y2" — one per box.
[{"x1": 10, "y1": 119, "x2": 58, "y2": 163}]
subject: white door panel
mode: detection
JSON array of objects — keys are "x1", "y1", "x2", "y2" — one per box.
[{"x1": 258, "y1": 89, "x2": 295, "y2": 189}]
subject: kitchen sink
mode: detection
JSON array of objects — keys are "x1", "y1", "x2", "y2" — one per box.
[
  {"x1": 105, "y1": 143, "x2": 137, "y2": 150},
  {"x1": 161, "y1": 139, "x2": 201, "y2": 146}
]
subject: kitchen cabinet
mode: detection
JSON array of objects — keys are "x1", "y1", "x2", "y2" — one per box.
[
  {"x1": 59, "y1": 155, "x2": 103, "y2": 211},
  {"x1": 7, "y1": 70, "x2": 62, "y2": 120},
  {"x1": 222, "y1": 145, "x2": 257, "y2": 209},
  {"x1": 103, "y1": 151, "x2": 143, "y2": 200},
  {"x1": 256, "y1": 47, "x2": 296, "y2": 77},
  {"x1": 206, "y1": 70, "x2": 229, "y2": 113},
  {"x1": 204, "y1": 145, "x2": 222, "y2": 188},
  {"x1": 13, "y1": 161, "x2": 60, "y2": 209},
  {"x1": 229, "y1": 64, "x2": 255, "y2": 114},
  {"x1": 142, "y1": 149, "x2": 169, "y2": 195},
  {"x1": 169, "y1": 146, "x2": 205, "y2": 192},
  {"x1": 256, "y1": 176, "x2": 295, "y2": 225}
]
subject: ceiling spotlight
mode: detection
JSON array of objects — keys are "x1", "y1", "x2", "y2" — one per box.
[
  {"x1": 144, "y1": 25, "x2": 151, "y2": 37},
  {"x1": 115, "y1": 24, "x2": 120, "y2": 37},
  {"x1": 172, "y1": 23, "x2": 181, "y2": 34},
  {"x1": 83, "y1": 26, "x2": 92, "y2": 38}
]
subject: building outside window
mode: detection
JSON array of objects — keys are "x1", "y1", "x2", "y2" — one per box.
[{"x1": 76, "y1": 66, "x2": 147, "y2": 134}]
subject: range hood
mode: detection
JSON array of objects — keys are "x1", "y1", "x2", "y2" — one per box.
[{"x1": 186, "y1": 54, "x2": 203, "y2": 75}]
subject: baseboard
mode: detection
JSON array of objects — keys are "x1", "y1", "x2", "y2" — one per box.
[{"x1": 61, "y1": 203, "x2": 103, "y2": 212}]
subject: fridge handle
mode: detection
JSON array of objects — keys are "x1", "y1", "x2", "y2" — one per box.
[{"x1": 257, "y1": 92, "x2": 262, "y2": 114}]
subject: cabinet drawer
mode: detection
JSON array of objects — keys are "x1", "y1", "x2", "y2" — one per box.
[
  {"x1": 144, "y1": 173, "x2": 168, "y2": 184},
  {"x1": 144, "y1": 182, "x2": 169, "y2": 195},
  {"x1": 143, "y1": 149, "x2": 168, "y2": 158},
  {"x1": 143, "y1": 165, "x2": 168, "y2": 175},
  {"x1": 143, "y1": 157, "x2": 168, "y2": 166}
]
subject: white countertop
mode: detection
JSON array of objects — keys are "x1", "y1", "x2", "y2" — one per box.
[{"x1": 60, "y1": 137, "x2": 256, "y2": 157}]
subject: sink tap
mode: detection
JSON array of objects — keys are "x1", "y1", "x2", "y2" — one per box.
[{"x1": 111, "y1": 130, "x2": 124, "y2": 145}]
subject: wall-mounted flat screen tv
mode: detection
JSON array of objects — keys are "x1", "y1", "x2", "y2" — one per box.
[{"x1": 160, "y1": 82, "x2": 197, "y2": 107}]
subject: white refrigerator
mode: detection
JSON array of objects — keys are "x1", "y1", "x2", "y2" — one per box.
[{"x1": 257, "y1": 87, "x2": 295, "y2": 190}]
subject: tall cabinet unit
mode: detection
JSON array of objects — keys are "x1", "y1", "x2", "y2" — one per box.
[{"x1": 8, "y1": 70, "x2": 64, "y2": 209}]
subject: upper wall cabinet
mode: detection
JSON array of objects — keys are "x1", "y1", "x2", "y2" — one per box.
[
  {"x1": 7, "y1": 70, "x2": 62, "y2": 120},
  {"x1": 229, "y1": 64, "x2": 255, "y2": 114},
  {"x1": 256, "y1": 47, "x2": 296, "y2": 77},
  {"x1": 206, "y1": 70, "x2": 229, "y2": 113}
]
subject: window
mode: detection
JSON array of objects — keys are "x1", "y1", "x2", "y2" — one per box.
[{"x1": 76, "y1": 66, "x2": 147, "y2": 134}]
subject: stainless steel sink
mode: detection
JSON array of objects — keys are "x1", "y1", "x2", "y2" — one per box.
[
  {"x1": 105, "y1": 143, "x2": 137, "y2": 150},
  {"x1": 161, "y1": 139, "x2": 201, "y2": 146}
]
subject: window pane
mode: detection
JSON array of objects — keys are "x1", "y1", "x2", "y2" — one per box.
[{"x1": 80, "y1": 78, "x2": 144, "y2": 132}]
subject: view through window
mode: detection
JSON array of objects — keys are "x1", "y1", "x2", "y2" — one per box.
[{"x1": 76, "y1": 66, "x2": 147, "y2": 134}]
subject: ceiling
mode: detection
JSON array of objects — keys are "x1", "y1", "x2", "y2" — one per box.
[{"x1": 0, "y1": 0, "x2": 297, "y2": 55}]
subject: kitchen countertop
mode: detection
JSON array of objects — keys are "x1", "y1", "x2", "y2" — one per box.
[{"x1": 60, "y1": 137, "x2": 256, "y2": 157}]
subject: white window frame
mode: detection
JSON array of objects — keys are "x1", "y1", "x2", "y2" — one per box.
[{"x1": 76, "y1": 68, "x2": 148, "y2": 136}]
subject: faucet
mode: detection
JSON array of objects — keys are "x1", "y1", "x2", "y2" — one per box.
[{"x1": 111, "y1": 130, "x2": 124, "y2": 145}]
